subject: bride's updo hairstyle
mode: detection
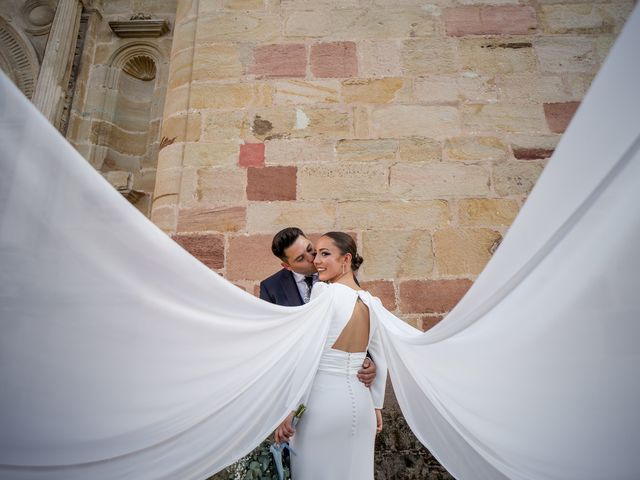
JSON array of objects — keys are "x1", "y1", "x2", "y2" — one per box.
[{"x1": 322, "y1": 231, "x2": 364, "y2": 271}]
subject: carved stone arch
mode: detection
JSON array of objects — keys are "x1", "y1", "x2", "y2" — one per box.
[
  {"x1": 107, "y1": 41, "x2": 162, "y2": 86},
  {"x1": 0, "y1": 17, "x2": 40, "y2": 99}
]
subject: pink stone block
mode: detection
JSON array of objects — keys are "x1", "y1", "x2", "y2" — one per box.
[
  {"x1": 310, "y1": 42, "x2": 358, "y2": 79},
  {"x1": 247, "y1": 166, "x2": 297, "y2": 201},
  {"x1": 227, "y1": 234, "x2": 282, "y2": 281},
  {"x1": 399, "y1": 279, "x2": 473, "y2": 314},
  {"x1": 239, "y1": 143, "x2": 265, "y2": 167},
  {"x1": 360, "y1": 280, "x2": 397, "y2": 311},
  {"x1": 445, "y1": 6, "x2": 537, "y2": 36},
  {"x1": 544, "y1": 101, "x2": 580, "y2": 133},
  {"x1": 173, "y1": 233, "x2": 225, "y2": 269},
  {"x1": 251, "y1": 44, "x2": 307, "y2": 78}
]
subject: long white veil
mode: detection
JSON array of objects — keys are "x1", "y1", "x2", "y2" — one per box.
[{"x1": 1, "y1": 7, "x2": 639, "y2": 480}]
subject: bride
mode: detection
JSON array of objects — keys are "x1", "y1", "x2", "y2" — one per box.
[{"x1": 274, "y1": 232, "x2": 387, "y2": 480}]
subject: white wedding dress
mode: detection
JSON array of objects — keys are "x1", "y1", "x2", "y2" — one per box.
[{"x1": 290, "y1": 283, "x2": 387, "y2": 480}]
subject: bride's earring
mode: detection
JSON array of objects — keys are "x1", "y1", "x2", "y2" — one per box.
[{"x1": 342, "y1": 263, "x2": 346, "y2": 275}]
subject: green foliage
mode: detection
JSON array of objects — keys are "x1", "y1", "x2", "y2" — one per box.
[{"x1": 225, "y1": 439, "x2": 290, "y2": 480}]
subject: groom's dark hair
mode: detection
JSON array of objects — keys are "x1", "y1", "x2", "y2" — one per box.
[{"x1": 272, "y1": 227, "x2": 306, "y2": 261}]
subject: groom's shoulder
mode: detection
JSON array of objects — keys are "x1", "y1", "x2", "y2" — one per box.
[{"x1": 260, "y1": 268, "x2": 292, "y2": 287}]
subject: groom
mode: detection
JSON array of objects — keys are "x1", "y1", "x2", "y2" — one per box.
[{"x1": 260, "y1": 227, "x2": 376, "y2": 386}]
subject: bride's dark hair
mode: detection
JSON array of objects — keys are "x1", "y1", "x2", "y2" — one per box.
[{"x1": 322, "y1": 232, "x2": 364, "y2": 285}]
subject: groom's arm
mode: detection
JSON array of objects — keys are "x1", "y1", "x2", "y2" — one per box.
[{"x1": 259, "y1": 280, "x2": 276, "y2": 304}]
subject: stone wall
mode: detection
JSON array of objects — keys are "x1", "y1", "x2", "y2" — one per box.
[{"x1": 157, "y1": 0, "x2": 632, "y2": 328}]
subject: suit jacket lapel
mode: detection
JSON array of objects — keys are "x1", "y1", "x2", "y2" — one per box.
[{"x1": 282, "y1": 270, "x2": 303, "y2": 306}]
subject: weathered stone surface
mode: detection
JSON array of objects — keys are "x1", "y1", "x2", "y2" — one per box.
[
  {"x1": 544, "y1": 101, "x2": 580, "y2": 133},
  {"x1": 164, "y1": 85, "x2": 190, "y2": 116},
  {"x1": 299, "y1": 163, "x2": 388, "y2": 200},
  {"x1": 247, "y1": 201, "x2": 336, "y2": 232},
  {"x1": 401, "y1": 39, "x2": 458, "y2": 75},
  {"x1": 226, "y1": 234, "x2": 281, "y2": 280},
  {"x1": 534, "y1": 37, "x2": 595, "y2": 74},
  {"x1": 239, "y1": 143, "x2": 265, "y2": 167},
  {"x1": 177, "y1": 206, "x2": 246, "y2": 232},
  {"x1": 180, "y1": 166, "x2": 246, "y2": 207},
  {"x1": 161, "y1": 113, "x2": 201, "y2": 143},
  {"x1": 246, "y1": 166, "x2": 297, "y2": 201},
  {"x1": 358, "y1": 41, "x2": 402, "y2": 78},
  {"x1": 190, "y1": 83, "x2": 273, "y2": 110},
  {"x1": 372, "y1": 105, "x2": 460, "y2": 139},
  {"x1": 398, "y1": 138, "x2": 442, "y2": 162},
  {"x1": 509, "y1": 133, "x2": 559, "y2": 159},
  {"x1": 493, "y1": 162, "x2": 544, "y2": 196},
  {"x1": 496, "y1": 74, "x2": 569, "y2": 103},
  {"x1": 434, "y1": 228, "x2": 502, "y2": 275},
  {"x1": 362, "y1": 230, "x2": 434, "y2": 279},
  {"x1": 197, "y1": 13, "x2": 280, "y2": 42},
  {"x1": 352, "y1": 106, "x2": 370, "y2": 138},
  {"x1": 192, "y1": 44, "x2": 243, "y2": 81},
  {"x1": 265, "y1": 139, "x2": 335, "y2": 165},
  {"x1": 336, "y1": 200, "x2": 450, "y2": 230},
  {"x1": 173, "y1": 233, "x2": 225, "y2": 269},
  {"x1": 250, "y1": 106, "x2": 351, "y2": 139},
  {"x1": 458, "y1": 198, "x2": 520, "y2": 226},
  {"x1": 168, "y1": 47, "x2": 194, "y2": 89},
  {"x1": 418, "y1": 315, "x2": 444, "y2": 332},
  {"x1": 311, "y1": 42, "x2": 358, "y2": 78},
  {"x1": 184, "y1": 142, "x2": 239, "y2": 167},
  {"x1": 273, "y1": 80, "x2": 340, "y2": 105},
  {"x1": 457, "y1": 73, "x2": 499, "y2": 102},
  {"x1": 540, "y1": 4, "x2": 620, "y2": 34},
  {"x1": 341, "y1": 78, "x2": 405, "y2": 104},
  {"x1": 444, "y1": 6, "x2": 537, "y2": 36},
  {"x1": 459, "y1": 39, "x2": 537, "y2": 74},
  {"x1": 390, "y1": 163, "x2": 491, "y2": 199},
  {"x1": 250, "y1": 43, "x2": 307, "y2": 78},
  {"x1": 399, "y1": 279, "x2": 473, "y2": 314},
  {"x1": 225, "y1": 0, "x2": 265, "y2": 9},
  {"x1": 360, "y1": 280, "x2": 397, "y2": 311},
  {"x1": 201, "y1": 110, "x2": 248, "y2": 142},
  {"x1": 444, "y1": 136, "x2": 508, "y2": 162},
  {"x1": 463, "y1": 103, "x2": 546, "y2": 133},
  {"x1": 412, "y1": 76, "x2": 459, "y2": 104},
  {"x1": 335, "y1": 139, "x2": 397, "y2": 162}
]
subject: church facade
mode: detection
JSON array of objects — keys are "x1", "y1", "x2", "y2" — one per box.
[{"x1": 1, "y1": 0, "x2": 633, "y2": 477}]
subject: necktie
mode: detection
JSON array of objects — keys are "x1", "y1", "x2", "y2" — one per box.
[{"x1": 304, "y1": 276, "x2": 314, "y2": 302}]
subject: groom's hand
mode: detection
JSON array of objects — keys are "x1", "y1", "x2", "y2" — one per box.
[{"x1": 357, "y1": 357, "x2": 376, "y2": 387}]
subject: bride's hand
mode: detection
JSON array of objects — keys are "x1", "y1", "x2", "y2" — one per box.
[
  {"x1": 375, "y1": 409, "x2": 383, "y2": 434},
  {"x1": 274, "y1": 411, "x2": 296, "y2": 443}
]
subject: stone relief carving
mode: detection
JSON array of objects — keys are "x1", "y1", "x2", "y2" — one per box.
[
  {"x1": 0, "y1": 17, "x2": 40, "y2": 99},
  {"x1": 122, "y1": 54, "x2": 156, "y2": 81},
  {"x1": 20, "y1": 0, "x2": 56, "y2": 36},
  {"x1": 109, "y1": 13, "x2": 170, "y2": 38}
]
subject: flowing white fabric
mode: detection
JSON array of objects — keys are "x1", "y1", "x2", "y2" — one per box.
[{"x1": 1, "y1": 6, "x2": 639, "y2": 479}]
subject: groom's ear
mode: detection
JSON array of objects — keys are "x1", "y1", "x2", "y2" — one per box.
[{"x1": 281, "y1": 262, "x2": 292, "y2": 271}]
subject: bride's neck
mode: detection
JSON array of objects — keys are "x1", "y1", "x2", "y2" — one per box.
[{"x1": 330, "y1": 271, "x2": 360, "y2": 290}]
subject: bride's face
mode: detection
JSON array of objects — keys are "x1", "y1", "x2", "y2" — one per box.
[{"x1": 313, "y1": 236, "x2": 348, "y2": 282}]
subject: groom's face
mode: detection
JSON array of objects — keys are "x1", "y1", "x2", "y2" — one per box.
[{"x1": 282, "y1": 235, "x2": 317, "y2": 275}]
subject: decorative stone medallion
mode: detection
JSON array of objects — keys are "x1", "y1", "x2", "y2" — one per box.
[{"x1": 20, "y1": 0, "x2": 56, "y2": 36}]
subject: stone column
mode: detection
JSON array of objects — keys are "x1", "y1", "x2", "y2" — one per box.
[{"x1": 32, "y1": 0, "x2": 82, "y2": 127}]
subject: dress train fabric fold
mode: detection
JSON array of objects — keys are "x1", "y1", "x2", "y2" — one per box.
[{"x1": 1, "y1": 6, "x2": 639, "y2": 480}]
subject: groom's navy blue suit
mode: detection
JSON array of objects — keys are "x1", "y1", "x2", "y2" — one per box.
[{"x1": 259, "y1": 269, "x2": 304, "y2": 306}]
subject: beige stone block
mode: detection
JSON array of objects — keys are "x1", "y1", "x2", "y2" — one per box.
[
  {"x1": 458, "y1": 73, "x2": 499, "y2": 102},
  {"x1": 164, "y1": 85, "x2": 190, "y2": 116},
  {"x1": 177, "y1": 206, "x2": 247, "y2": 233},
  {"x1": 250, "y1": 107, "x2": 296, "y2": 139},
  {"x1": 541, "y1": 5, "x2": 603, "y2": 33},
  {"x1": 598, "y1": 1, "x2": 635, "y2": 34},
  {"x1": 459, "y1": 39, "x2": 537, "y2": 74},
  {"x1": 372, "y1": 105, "x2": 460, "y2": 139},
  {"x1": 169, "y1": 47, "x2": 194, "y2": 89},
  {"x1": 299, "y1": 163, "x2": 388, "y2": 200},
  {"x1": 180, "y1": 166, "x2": 246, "y2": 207},
  {"x1": 336, "y1": 139, "x2": 397, "y2": 162},
  {"x1": 247, "y1": 201, "x2": 337, "y2": 232},
  {"x1": 295, "y1": 107, "x2": 352, "y2": 138},
  {"x1": 563, "y1": 74, "x2": 594, "y2": 100},
  {"x1": 593, "y1": 35, "x2": 615, "y2": 64},
  {"x1": 391, "y1": 163, "x2": 490, "y2": 199},
  {"x1": 273, "y1": 80, "x2": 340, "y2": 105},
  {"x1": 399, "y1": 138, "x2": 442, "y2": 162},
  {"x1": 362, "y1": 230, "x2": 434, "y2": 279},
  {"x1": 352, "y1": 106, "x2": 370, "y2": 138},
  {"x1": 190, "y1": 83, "x2": 273, "y2": 110},
  {"x1": 413, "y1": 76, "x2": 459, "y2": 103},
  {"x1": 444, "y1": 136, "x2": 508, "y2": 162},
  {"x1": 534, "y1": 37, "x2": 595, "y2": 74},
  {"x1": 133, "y1": 168, "x2": 157, "y2": 193},
  {"x1": 283, "y1": 10, "x2": 334, "y2": 37},
  {"x1": 162, "y1": 113, "x2": 202, "y2": 143},
  {"x1": 358, "y1": 41, "x2": 402, "y2": 78},
  {"x1": 402, "y1": 39, "x2": 458, "y2": 75},
  {"x1": 225, "y1": 0, "x2": 265, "y2": 9},
  {"x1": 265, "y1": 139, "x2": 335, "y2": 165},
  {"x1": 183, "y1": 142, "x2": 239, "y2": 167},
  {"x1": 463, "y1": 103, "x2": 546, "y2": 133},
  {"x1": 151, "y1": 205, "x2": 178, "y2": 233},
  {"x1": 341, "y1": 78, "x2": 405, "y2": 104},
  {"x1": 171, "y1": 18, "x2": 197, "y2": 54},
  {"x1": 154, "y1": 167, "x2": 183, "y2": 198},
  {"x1": 281, "y1": 0, "x2": 360, "y2": 9},
  {"x1": 434, "y1": 228, "x2": 502, "y2": 275},
  {"x1": 197, "y1": 13, "x2": 281, "y2": 42},
  {"x1": 493, "y1": 162, "x2": 544, "y2": 196},
  {"x1": 337, "y1": 200, "x2": 450, "y2": 230},
  {"x1": 158, "y1": 143, "x2": 184, "y2": 171},
  {"x1": 192, "y1": 44, "x2": 243, "y2": 81},
  {"x1": 201, "y1": 110, "x2": 249, "y2": 142},
  {"x1": 497, "y1": 74, "x2": 570, "y2": 103},
  {"x1": 458, "y1": 198, "x2": 519, "y2": 226}
]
